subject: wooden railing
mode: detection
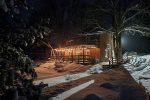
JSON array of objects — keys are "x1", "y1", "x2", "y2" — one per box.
[
  {"x1": 50, "y1": 55, "x2": 94, "y2": 64},
  {"x1": 108, "y1": 57, "x2": 118, "y2": 67}
]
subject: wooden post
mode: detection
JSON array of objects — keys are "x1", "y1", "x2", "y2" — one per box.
[
  {"x1": 112, "y1": 57, "x2": 113, "y2": 65},
  {"x1": 88, "y1": 56, "x2": 91, "y2": 64},
  {"x1": 78, "y1": 55, "x2": 79, "y2": 64},
  {"x1": 71, "y1": 50, "x2": 73, "y2": 63},
  {"x1": 109, "y1": 60, "x2": 111, "y2": 68},
  {"x1": 83, "y1": 48, "x2": 85, "y2": 64}
]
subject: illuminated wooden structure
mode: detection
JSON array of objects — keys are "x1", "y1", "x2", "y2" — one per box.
[{"x1": 52, "y1": 45, "x2": 100, "y2": 64}]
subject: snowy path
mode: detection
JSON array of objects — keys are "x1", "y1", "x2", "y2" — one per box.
[
  {"x1": 33, "y1": 72, "x2": 91, "y2": 87},
  {"x1": 34, "y1": 63, "x2": 102, "y2": 87},
  {"x1": 52, "y1": 80, "x2": 95, "y2": 100}
]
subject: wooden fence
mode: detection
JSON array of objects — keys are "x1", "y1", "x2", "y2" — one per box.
[{"x1": 50, "y1": 55, "x2": 95, "y2": 64}]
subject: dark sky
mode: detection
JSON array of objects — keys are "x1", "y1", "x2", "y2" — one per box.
[
  {"x1": 26, "y1": 0, "x2": 96, "y2": 32},
  {"x1": 26, "y1": 0, "x2": 150, "y2": 53}
]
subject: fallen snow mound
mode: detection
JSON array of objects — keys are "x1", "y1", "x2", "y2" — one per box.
[
  {"x1": 87, "y1": 64, "x2": 103, "y2": 74},
  {"x1": 123, "y1": 54, "x2": 150, "y2": 93}
]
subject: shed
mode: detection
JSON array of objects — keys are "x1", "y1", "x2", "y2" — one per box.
[{"x1": 52, "y1": 45, "x2": 100, "y2": 64}]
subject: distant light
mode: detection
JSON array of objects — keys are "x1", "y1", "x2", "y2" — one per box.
[{"x1": 121, "y1": 36, "x2": 127, "y2": 46}]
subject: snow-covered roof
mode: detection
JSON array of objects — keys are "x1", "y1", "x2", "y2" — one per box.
[{"x1": 54, "y1": 45, "x2": 98, "y2": 50}]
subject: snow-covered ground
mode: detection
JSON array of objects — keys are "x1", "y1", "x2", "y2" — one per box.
[
  {"x1": 123, "y1": 54, "x2": 150, "y2": 93},
  {"x1": 34, "y1": 64, "x2": 103, "y2": 87},
  {"x1": 86, "y1": 64, "x2": 103, "y2": 74},
  {"x1": 33, "y1": 72, "x2": 91, "y2": 86}
]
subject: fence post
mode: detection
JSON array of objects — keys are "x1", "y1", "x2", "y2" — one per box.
[
  {"x1": 78, "y1": 55, "x2": 79, "y2": 64},
  {"x1": 83, "y1": 55, "x2": 85, "y2": 64},
  {"x1": 109, "y1": 59, "x2": 111, "y2": 67},
  {"x1": 71, "y1": 55, "x2": 73, "y2": 63},
  {"x1": 112, "y1": 57, "x2": 113, "y2": 65}
]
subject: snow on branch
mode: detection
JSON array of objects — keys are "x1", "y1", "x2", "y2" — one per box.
[
  {"x1": 131, "y1": 26, "x2": 150, "y2": 31},
  {"x1": 78, "y1": 32, "x2": 104, "y2": 36},
  {"x1": 118, "y1": 26, "x2": 150, "y2": 36},
  {"x1": 78, "y1": 30, "x2": 113, "y2": 36}
]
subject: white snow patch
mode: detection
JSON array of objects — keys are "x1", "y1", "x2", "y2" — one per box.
[
  {"x1": 123, "y1": 54, "x2": 150, "y2": 93},
  {"x1": 87, "y1": 63, "x2": 103, "y2": 74},
  {"x1": 51, "y1": 80, "x2": 95, "y2": 100},
  {"x1": 34, "y1": 63, "x2": 103, "y2": 87},
  {"x1": 33, "y1": 72, "x2": 91, "y2": 87},
  {"x1": 101, "y1": 62, "x2": 110, "y2": 65}
]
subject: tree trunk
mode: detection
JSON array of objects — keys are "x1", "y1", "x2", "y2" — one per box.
[{"x1": 114, "y1": 35, "x2": 122, "y2": 64}]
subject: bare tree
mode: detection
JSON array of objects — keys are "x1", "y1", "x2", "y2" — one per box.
[
  {"x1": 39, "y1": 39, "x2": 56, "y2": 57},
  {"x1": 82, "y1": 0, "x2": 150, "y2": 63}
]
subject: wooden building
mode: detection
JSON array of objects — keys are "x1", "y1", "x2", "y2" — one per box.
[
  {"x1": 53, "y1": 45, "x2": 100, "y2": 64},
  {"x1": 99, "y1": 33, "x2": 114, "y2": 62},
  {"x1": 79, "y1": 32, "x2": 114, "y2": 62}
]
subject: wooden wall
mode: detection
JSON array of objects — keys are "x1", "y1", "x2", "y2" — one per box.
[
  {"x1": 89, "y1": 48, "x2": 100, "y2": 59},
  {"x1": 99, "y1": 33, "x2": 113, "y2": 62}
]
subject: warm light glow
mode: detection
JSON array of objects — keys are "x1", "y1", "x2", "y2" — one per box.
[{"x1": 53, "y1": 45, "x2": 98, "y2": 56}]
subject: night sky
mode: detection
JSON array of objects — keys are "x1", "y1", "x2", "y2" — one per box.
[
  {"x1": 25, "y1": 0, "x2": 96, "y2": 32},
  {"x1": 11, "y1": 0, "x2": 150, "y2": 54}
]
